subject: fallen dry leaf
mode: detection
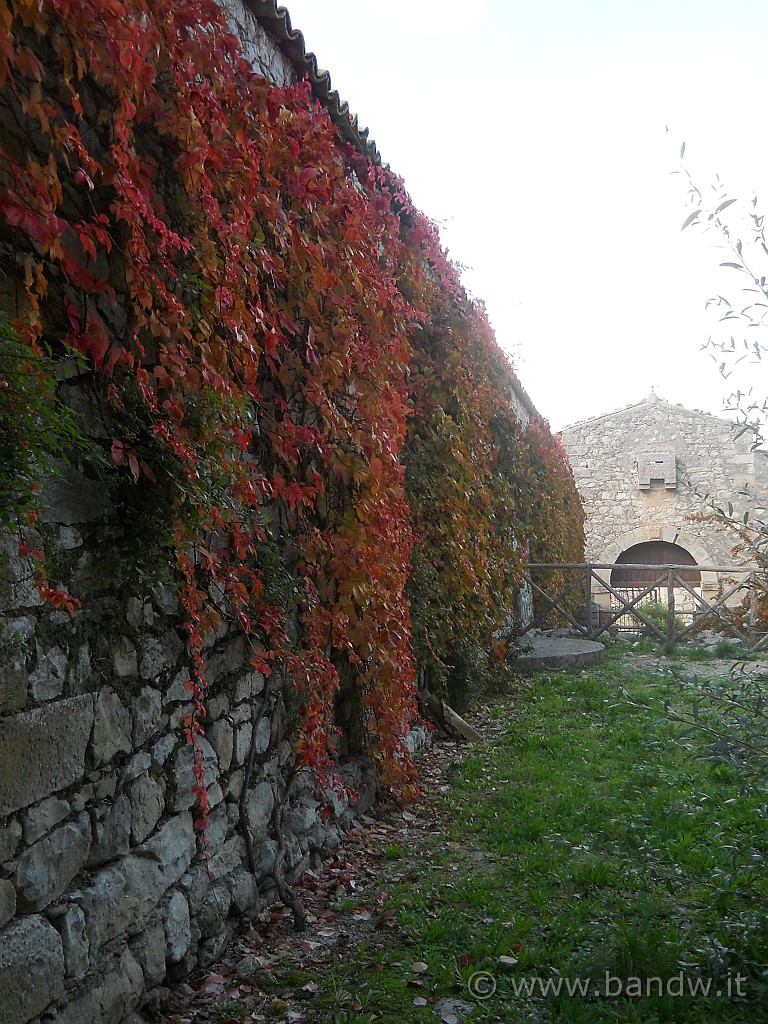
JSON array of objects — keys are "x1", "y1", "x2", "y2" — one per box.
[{"x1": 497, "y1": 954, "x2": 519, "y2": 967}]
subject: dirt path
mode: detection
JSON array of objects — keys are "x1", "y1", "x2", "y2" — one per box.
[{"x1": 165, "y1": 738, "x2": 473, "y2": 1023}]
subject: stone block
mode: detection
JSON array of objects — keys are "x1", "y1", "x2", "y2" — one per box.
[
  {"x1": 223, "y1": 635, "x2": 246, "y2": 673},
  {"x1": 165, "y1": 667, "x2": 191, "y2": 703},
  {"x1": 151, "y1": 733, "x2": 177, "y2": 769},
  {"x1": 207, "y1": 719, "x2": 233, "y2": 773},
  {"x1": 234, "y1": 670, "x2": 265, "y2": 703},
  {"x1": 74, "y1": 813, "x2": 195, "y2": 955},
  {"x1": 58, "y1": 525, "x2": 83, "y2": 549},
  {"x1": 283, "y1": 801, "x2": 320, "y2": 836},
  {"x1": 196, "y1": 880, "x2": 232, "y2": 938},
  {"x1": 257, "y1": 838, "x2": 277, "y2": 875},
  {"x1": 0, "y1": 536, "x2": 41, "y2": 610},
  {"x1": 0, "y1": 635, "x2": 27, "y2": 713},
  {"x1": 54, "y1": 903, "x2": 90, "y2": 977},
  {"x1": 91, "y1": 687, "x2": 132, "y2": 765},
  {"x1": 0, "y1": 915, "x2": 64, "y2": 1024},
  {"x1": 245, "y1": 781, "x2": 274, "y2": 835},
  {"x1": 0, "y1": 614, "x2": 35, "y2": 646},
  {"x1": 40, "y1": 461, "x2": 109, "y2": 524},
  {"x1": 16, "y1": 814, "x2": 91, "y2": 911},
  {"x1": 207, "y1": 836, "x2": 243, "y2": 880},
  {"x1": 129, "y1": 773, "x2": 165, "y2": 844},
  {"x1": 153, "y1": 583, "x2": 179, "y2": 616},
  {"x1": 202, "y1": 650, "x2": 227, "y2": 686},
  {"x1": 172, "y1": 738, "x2": 222, "y2": 812},
  {"x1": 122, "y1": 750, "x2": 152, "y2": 782},
  {"x1": 227, "y1": 867, "x2": 259, "y2": 914},
  {"x1": 179, "y1": 863, "x2": 211, "y2": 914},
  {"x1": 234, "y1": 721, "x2": 252, "y2": 766},
  {"x1": 204, "y1": 805, "x2": 228, "y2": 849},
  {"x1": 71, "y1": 643, "x2": 92, "y2": 690},
  {"x1": 132, "y1": 686, "x2": 162, "y2": 746},
  {"x1": 54, "y1": 949, "x2": 143, "y2": 1024},
  {"x1": 254, "y1": 716, "x2": 271, "y2": 754},
  {"x1": 93, "y1": 773, "x2": 117, "y2": 801},
  {"x1": 0, "y1": 880, "x2": 15, "y2": 928},
  {"x1": 113, "y1": 637, "x2": 138, "y2": 679},
  {"x1": 0, "y1": 694, "x2": 94, "y2": 816},
  {"x1": 198, "y1": 928, "x2": 229, "y2": 969},
  {"x1": 88, "y1": 793, "x2": 131, "y2": 866},
  {"x1": 140, "y1": 631, "x2": 184, "y2": 681},
  {"x1": 132, "y1": 917, "x2": 166, "y2": 988},
  {"x1": 29, "y1": 642, "x2": 68, "y2": 701},
  {"x1": 164, "y1": 890, "x2": 191, "y2": 963},
  {"x1": 22, "y1": 795, "x2": 70, "y2": 844},
  {"x1": 126, "y1": 598, "x2": 143, "y2": 628},
  {"x1": 206, "y1": 694, "x2": 230, "y2": 720}
]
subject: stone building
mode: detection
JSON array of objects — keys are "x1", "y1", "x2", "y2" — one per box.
[{"x1": 559, "y1": 392, "x2": 768, "y2": 606}]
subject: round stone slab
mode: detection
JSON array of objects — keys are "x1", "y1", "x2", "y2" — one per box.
[{"x1": 514, "y1": 637, "x2": 605, "y2": 673}]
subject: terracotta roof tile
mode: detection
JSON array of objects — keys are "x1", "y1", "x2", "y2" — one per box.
[{"x1": 245, "y1": 1, "x2": 381, "y2": 164}]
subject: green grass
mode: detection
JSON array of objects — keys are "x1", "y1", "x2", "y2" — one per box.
[{"x1": 307, "y1": 645, "x2": 768, "y2": 1022}]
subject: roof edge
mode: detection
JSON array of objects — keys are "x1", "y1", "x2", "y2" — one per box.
[
  {"x1": 244, "y1": 1, "x2": 381, "y2": 164},
  {"x1": 559, "y1": 394, "x2": 743, "y2": 432}
]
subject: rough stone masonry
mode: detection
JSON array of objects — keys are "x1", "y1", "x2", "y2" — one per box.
[{"x1": 560, "y1": 393, "x2": 768, "y2": 596}]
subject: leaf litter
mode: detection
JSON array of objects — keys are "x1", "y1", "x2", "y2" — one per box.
[{"x1": 165, "y1": 734, "x2": 473, "y2": 1023}]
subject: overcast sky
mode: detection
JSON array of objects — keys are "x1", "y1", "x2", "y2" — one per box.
[{"x1": 281, "y1": 0, "x2": 768, "y2": 430}]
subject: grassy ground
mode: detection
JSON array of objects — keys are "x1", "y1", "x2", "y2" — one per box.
[{"x1": 170, "y1": 641, "x2": 768, "y2": 1024}]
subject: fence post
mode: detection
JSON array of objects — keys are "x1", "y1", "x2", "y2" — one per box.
[
  {"x1": 666, "y1": 568, "x2": 675, "y2": 645},
  {"x1": 749, "y1": 571, "x2": 757, "y2": 649},
  {"x1": 584, "y1": 569, "x2": 593, "y2": 637}
]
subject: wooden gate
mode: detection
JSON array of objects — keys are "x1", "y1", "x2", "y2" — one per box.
[{"x1": 524, "y1": 563, "x2": 768, "y2": 649}]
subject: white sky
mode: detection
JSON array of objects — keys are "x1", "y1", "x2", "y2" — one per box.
[{"x1": 281, "y1": 0, "x2": 768, "y2": 430}]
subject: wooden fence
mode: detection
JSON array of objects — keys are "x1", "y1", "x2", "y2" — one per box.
[{"x1": 524, "y1": 563, "x2": 768, "y2": 649}]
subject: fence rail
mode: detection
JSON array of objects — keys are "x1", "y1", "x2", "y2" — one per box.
[{"x1": 524, "y1": 563, "x2": 768, "y2": 649}]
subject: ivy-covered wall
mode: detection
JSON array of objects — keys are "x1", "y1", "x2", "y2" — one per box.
[{"x1": 0, "y1": 2, "x2": 584, "y2": 1019}]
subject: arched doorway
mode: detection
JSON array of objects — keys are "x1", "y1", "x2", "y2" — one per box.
[
  {"x1": 610, "y1": 541, "x2": 701, "y2": 588},
  {"x1": 609, "y1": 540, "x2": 701, "y2": 630}
]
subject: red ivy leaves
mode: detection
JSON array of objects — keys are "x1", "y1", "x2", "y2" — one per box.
[{"x1": 0, "y1": 0, "x2": 582, "y2": 815}]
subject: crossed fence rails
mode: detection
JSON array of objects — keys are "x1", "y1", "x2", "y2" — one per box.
[{"x1": 523, "y1": 564, "x2": 768, "y2": 650}]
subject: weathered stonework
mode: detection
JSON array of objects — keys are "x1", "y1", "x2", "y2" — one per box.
[
  {"x1": 0, "y1": 695, "x2": 94, "y2": 817},
  {"x1": 560, "y1": 393, "x2": 768, "y2": 595}
]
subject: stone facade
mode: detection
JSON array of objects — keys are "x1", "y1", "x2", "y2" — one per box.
[{"x1": 559, "y1": 393, "x2": 768, "y2": 596}]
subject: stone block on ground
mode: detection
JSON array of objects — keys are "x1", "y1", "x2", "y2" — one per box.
[{"x1": 53, "y1": 949, "x2": 144, "y2": 1024}]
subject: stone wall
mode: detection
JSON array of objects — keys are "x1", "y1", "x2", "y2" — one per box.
[
  {"x1": 0, "y1": 10, "x2": 394, "y2": 1024},
  {"x1": 0, "y1": 499, "x2": 385, "y2": 1024},
  {"x1": 560, "y1": 393, "x2": 768, "y2": 594}
]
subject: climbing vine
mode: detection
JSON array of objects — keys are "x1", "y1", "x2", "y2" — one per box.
[{"x1": 0, "y1": 0, "x2": 583, "y2": 815}]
